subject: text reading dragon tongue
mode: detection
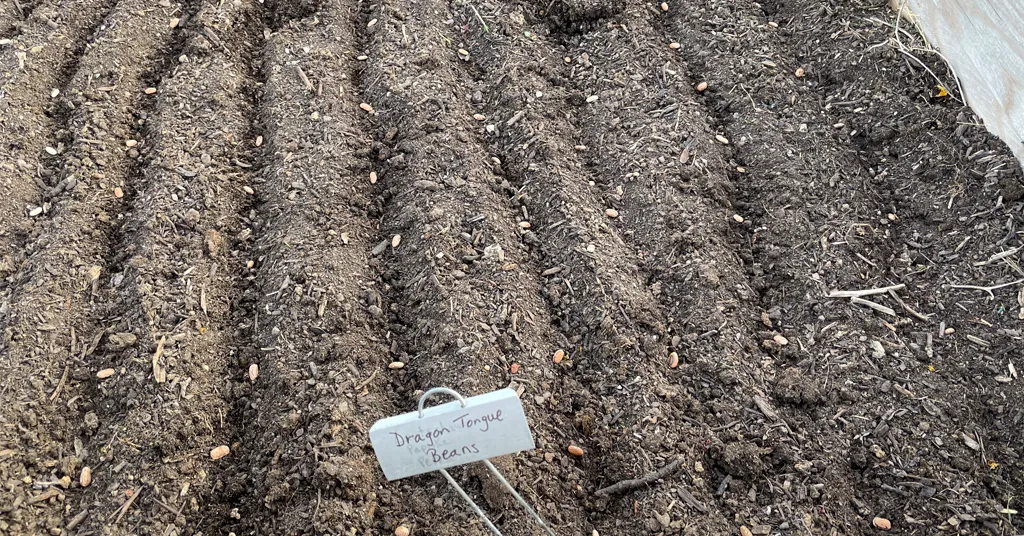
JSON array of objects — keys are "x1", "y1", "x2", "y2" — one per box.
[{"x1": 369, "y1": 388, "x2": 536, "y2": 480}]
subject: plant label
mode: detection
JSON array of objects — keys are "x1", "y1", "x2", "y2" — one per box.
[{"x1": 369, "y1": 388, "x2": 536, "y2": 480}]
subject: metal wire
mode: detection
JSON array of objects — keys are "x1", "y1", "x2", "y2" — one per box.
[{"x1": 417, "y1": 388, "x2": 557, "y2": 536}]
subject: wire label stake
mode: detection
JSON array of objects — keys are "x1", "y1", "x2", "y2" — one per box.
[{"x1": 370, "y1": 387, "x2": 555, "y2": 536}]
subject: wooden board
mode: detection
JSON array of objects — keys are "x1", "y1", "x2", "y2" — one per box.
[{"x1": 908, "y1": 0, "x2": 1024, "y2": 164}]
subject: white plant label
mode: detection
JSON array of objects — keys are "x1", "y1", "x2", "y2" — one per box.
[{"x1": 369, "y1": 388, "x2": 536, "y2": 480}]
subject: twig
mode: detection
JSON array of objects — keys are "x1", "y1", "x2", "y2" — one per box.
[
  {"x1": 67, "y1": 509, "x2": 89, "y2": 531},
  {"x1": 152, "y1": 335, "x2": 167, "y2": 383},
  {"x1": 296, "y1": 66, "x2": 313, "y2": 92},
  {"x1": 828, "y1": 283, "x2": 905, "y2": 298},
  {"x1": 111, "y1": 486, "x2": 144, "y2": 524},
  {"x1": 675, "y1": 486, "x2": 708, "y2": 513},
  {"x1": 850, "y1": 297, "x2": 897, "y2": 316},
  {"x1": 49, "y1": 366, "x2": 69, "y2": 402},
  {"x1": 594, "y1": 458, "x2": 683, "y2": 497},
  {"x1": 888, "y1": 289, "x2": 930, "y2": 321},
  {"x1": 354, "y1": 368, "x2": 378, "y2": 391},
  {"x1": 950, "y1": 279, "x2": 1024, "y2": 300}
]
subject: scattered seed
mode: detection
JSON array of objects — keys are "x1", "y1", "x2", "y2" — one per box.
[
  {"x1": 359, "y1": 102, "x2": 375, "y2": 113},
  {"x1": 696, "y1": 81, "x2": 708, "y2": 92},
  {"x1": 210, "y1": 445, "x2": 230, "y2": 460},
  {"x1": 668, "y1": 352, "x2": 679, "y2": 369},
  {"x1": 872, "y1": 517, "x2": 891, "y2": 530},
  {"x1": 144, "y1": 87, "x2": 157, "y2": 95},
  {"x1": 660, "y1": 2, "x2": 668, "y2": 10},
  {"x1": 370, "y1": 171, "x2": 378, "y2": 184},
  {"x1": 169, "y1": 17, "x2": 179, "y2": 28},
  {"x1": 243, "y1": 185, "x2": 254, "y2": 195},
  {"x1": 79, "y1": 467, "x2": 92, "y2": 488},
  {"x1": 669, "y1": 42, "x2": 680, "y2": 49},
  {"x1": 732, "y1": 214, "x2": 744, "y2": 223},
  {"x1": 568, "y1": 445, "x2": 584, "y2": 457},
  {"x1": 773, "y1": 334, "x2": 789, "y2": 346},
  {"x1": 113, "y1": 187, "x2": 124, "y2": 199},
  {"x1": 368, "y1": 18, "x2": 378, "y2": 28},
  {"x1": 44, "y1": 146, "x2": 57, "y2": 156},
  {"x1": 564, "y1": 56, "x2": 572, "y2": 63},
  {"x1": 715, "y1": 135, "x2": 729, "y2": 144},
  {"x1": 473, "y1": 113, "x2": 486, "y2": 121},
  {"x1": 391, "y1": 234, "x2": 401, "y2": 248},
  {"x1": 388, "y1": 361, "x2": 405, "y2": 370},
  {"x1": 357, "y1": 55, "x2": 368, "y2": 61},
  {"x1": 795, "y1": 67, "x2": 805, "y2": 78},
  {"x1": 394, "y1": 526, "x2": 410, "y2": 536},
  {"x1": 510, "y1": 363, "x2": 520, "y2": 374},
  {"x1": 458, "y1": 48, "x2": 469, "y2": 57},
  {"x1": 96, "y1": 368, "x2": 115, "y2": 379},
  {"x1": 586, "y1": 95, "x2": 599, "y2": 103},
  {"x1": 125, "y1": 139, "x2": 137, "y2": 147},
  {"x1": 248, "y1": 364, "x2": 259, "y2": 382},
  {"x1": 50, "y1": 88, "x2": 59, "y2": 98},
  {"x1": 255, "y1": 135, "x2": 263, "y2": 147},
  {"x1": 736, "y1": 166, "x2": 746, "y2": 173},
  {"x1": 944, "y1": 327, "x2": 955, "y2": 335},
  {"x1": 605, "y1": 208, "x2": 618, "y2": 218},
  {"x1": 740, "y1": 527, "x2": 753, "y2": 536},
  {"x1": 553, "y1": 349, "x2": 565, "y2": 363}
]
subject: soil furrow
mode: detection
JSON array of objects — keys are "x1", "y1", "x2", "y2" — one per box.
[
  {"x1": 229, "y1": 1, "x2": 397, "y2": 534},
  {"x1": 450, "y1": 4, "x2": 725, "y2": 534},
  {"x1": 65, "y1": 1, "x2": 266, "y2": 533},
  {"x1": 659, "y1": 0, "x2": 1024, "y2": 531},
  {"x1": 0, "y1": 0, "x2": 117, "y2": 294},
  {"x1": 355, "y1": 0, "x2": 599, "y2": 533},
  {"x1": 0, "y1": 0, "x2": 188, "y2": 532}
]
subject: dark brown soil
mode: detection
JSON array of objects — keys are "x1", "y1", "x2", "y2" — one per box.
[{"x1": 1, "y1": 0, "x2": 1022, "y2": 534}]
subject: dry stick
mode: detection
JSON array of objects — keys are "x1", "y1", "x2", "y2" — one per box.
[
  {"x1": 111, "y1": 485, "x2": 144, "y2": 524},
  {"x1": 950, "y1": 279, "x2": 1024, "y2": 300},
  {"x1": 66, "y1": 509, "x2": 89, "y2": 531},
  {"x1": 594, "y1": 458, "x2": 683, "y2": 497},
  {"x1": 828, "y1": 283, "x2": 905, "y2": 298},
  {"x1": 887, "y1": 289, "x2": 930, "y2": 321},
  {"x1": 850, "y1": 296, "x2": 897, "y2": 316}
]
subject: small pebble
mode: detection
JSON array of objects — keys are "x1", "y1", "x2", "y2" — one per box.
[
  {"x1": 391, "y1": 234, "x2": 401, "y2": 248},
  {"x1": 716, "y1": 135, "x2": 729, "y2": 144},
  {"x1": 388, "y1": 361, "x2": 405, "y2": 370},
  {"x1": 696, "y1": 81, "x2": 708, "y2": 92},
  {"x1": 210, "y1": 445, "x2": 230, "y2": 460},
  {"x1": 248, "y1": 364, "x2": 259, "y2": 382},
  {"x1": 872, "y1": 517, "x2": 891, "y2": 530},
  {"x1": 732, "y1": 214, "x2": 744, "y2": 223},
  {"x1": 668, "y1": 352, "x2": 679, "y2": 369},
  {"x1": 113, "y1": 187, "x2": 124, "y2": 199},
  {"x1": 605, "y1": 208, "x2": 618, "y2": 218},
  {"x1": 97, "y1": 368, "x2": 115, "y2": 379},
  {"x1": 795, "y1": 67, "x2": 805, "y2": 78},
  {"x1": 564, "y1": 56, "x2": 572, "y2": 63},
  {"x1": 553, "y1": 349, "x2": 564, "y2": 363},
  {"x1": 568, "y1": 445, "x2": 584, "y2": 457},
  {"x1": 370, "y1": 171, "x2": 378, "y2": 184},
  {"x1": 80, "y1": 466, "x2": 92, "y2": 487},
  {"x1": 669, "y1": 42, "x2": 680, "y2": 49},
  {"x1": 144, "y1": 87, "x2": 157, "y2": 95},
  {"x1": 394, "y1": 526, "x2": 410, "y2": 536}
]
